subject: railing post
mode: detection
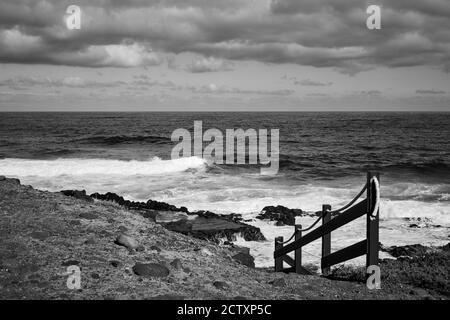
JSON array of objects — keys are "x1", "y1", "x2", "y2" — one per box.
[
  {"x1": 366, "y1": 172, "x2": 380, "y2": 271},
  {"x1": 321, "y1": 204, "x2": 331, "y2": 275},
  {"x1": 294, "y1": 224, "x2": 302, "y2": 274},
  {"x1": 275, "y1": 236, "x2": 283, "y2": 272}
]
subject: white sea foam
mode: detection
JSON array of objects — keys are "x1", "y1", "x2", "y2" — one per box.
[{"x1": 0, "y1": 157, "x2": 207, "y2": 177}]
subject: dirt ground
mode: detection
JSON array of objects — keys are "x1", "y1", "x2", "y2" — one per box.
[{"x1": 0, "y1": 177, "x2": 446, "y2": 300}]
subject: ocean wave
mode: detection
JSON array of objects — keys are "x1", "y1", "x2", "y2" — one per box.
[
  {"x1": 73, "y1": 134, "x2": 172, "y2": 145},
  {"x1": 380, "y1": 160, "x2": 450, "y2": 173},
  {"x1": 0, "y1": 157, "x2": 207, "y2": 177}
]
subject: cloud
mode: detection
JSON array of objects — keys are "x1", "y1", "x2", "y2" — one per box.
[
  {"x1": 0, "y1": 76, "x2": 126, "y2": 89},
  {"x1": 0, "y1": 28, "x2": 163, "y2": 67},
  {"x1": 293, "y1": 79, "x2": 333, "y2": 86},
  {"x1": 186, "y1": 56, "x2": 234, "y2": 72},
  {"x1": 415, "y1": 89, "x2": 446, "y2": 94},
  {"x1": 0, "y1": 0, "x2": 449, "y2": 72},
  {"x1": 186, "y1": 83, "x2": 294, "y2": 96}
]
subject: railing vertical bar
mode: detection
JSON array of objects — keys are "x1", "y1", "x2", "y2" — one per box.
[
  {"x1": 275, "y1": 236, "x2": 283, "y2": 272},
  {"x1": 366, "y1": 172, "x2": 379, "y2": 270},
  {"x1": 294, "y1": 224, "x2": 302, "y2": 274},
  {"x1": 321, "y1": 204, "x2": 331, "y2": 275}
]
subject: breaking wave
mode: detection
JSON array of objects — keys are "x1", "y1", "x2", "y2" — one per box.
[{"x1": 0, "y1": 156, "x2": 207, "y2": 177}]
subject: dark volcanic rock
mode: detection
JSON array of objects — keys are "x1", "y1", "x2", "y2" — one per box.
[
  {"x1": 232, "y1": 252, "x2": 255, "y2": 268},
  {"x1": 256, "y1": 205, "x2": 304, "y2": 225},
  {"x1": 90, "y1": 192, "x2": 188, "y2": 213},
  {"x1": 146, "y1": 199, "x2": 188, "y2": 212},
  {"x1": 164, "y1": 215, "x2": 265, "y2": 243},
  {"x1": 60, "y1": 190, "x2": 93, "y2": 202},
  {"x1": 68, "y1": 190, "x2": 264, "y2": 243},
  {"x1": 381, "y1": 244, "x2": 432, "y2": 258},
  {"x1": 132, "y1": 263, "x2": 170, "y2": 278}
]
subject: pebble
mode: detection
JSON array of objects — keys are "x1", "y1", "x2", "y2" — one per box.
[
  {"x1": 213, "y1": 281, "x2": 230, "y2": 290},
  {"x1": 30, "y1": 231, "x2": 51, "y2": 241},
  {"x1": 84, "y1": 237, "x2": 96, "y2": 245},
  {"x1": 170, "y1": 259, "x2": 183, "y2": 270},
  {"x1": 132, "y1": 263, "x2": 170, "y2": 278},
  {"x1": 269, "y1": 278, "x2": 286, "y2": 287},
  {"x1": 150, "y1": 245, "x2": 162, "y2": 252},
  {"x1": 110, "y1": 260, "x2": 121, "y2": 268},
  {"x1": 201, "y1": 248, "x2": 213, "y2": 256},
  {"x1": 115, "y1": 234, "x2": 139, "y2": 250},
  {"x1": 79, "y1": 212, "x2": 98, "y2": 220},
  {"x1": 61, "y1": 260, "x2": 80, "y2": 266}
]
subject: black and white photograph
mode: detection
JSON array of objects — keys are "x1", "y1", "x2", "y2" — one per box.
[{"x1": 0, "y1": 0, "x2": 449, "y2": 307}]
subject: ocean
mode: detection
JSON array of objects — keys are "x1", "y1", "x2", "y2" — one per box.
[{"x1": 0, "y1": 112, "x2": 449, "y2": 267}]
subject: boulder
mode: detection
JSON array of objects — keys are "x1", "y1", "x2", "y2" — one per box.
[
  {"x1": 132, "y1": 263, "x2": 170, "y2": 278},
  {"x1": 256, "y1": 205, "x2": 304, "y2": 226},
  {"x1": 164, "y1": 214, "x2": 265, "y2": 243},
  {"x1": 232, "y1": 252, "x2": 255, "y2": 268}
]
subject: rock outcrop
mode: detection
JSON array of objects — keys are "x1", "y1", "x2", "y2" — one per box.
[
  {"x1": 63, "y1": 190, "x2": 266, "y2": 242},
  {"x1": 256, "y1": 205, "x2": 305, "y2": 226}
]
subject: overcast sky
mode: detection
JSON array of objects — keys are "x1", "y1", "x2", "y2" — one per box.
[{"x1": 0, "y1": 0, "x2": 449, "y2": 111}]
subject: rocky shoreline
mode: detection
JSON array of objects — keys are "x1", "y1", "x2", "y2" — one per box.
[
  {"x1": 61, "y1": 189, "x2": 266, "y2": 243},
  {"x1": 1, "y1": 176, "x2": 448, "y2": 300}
]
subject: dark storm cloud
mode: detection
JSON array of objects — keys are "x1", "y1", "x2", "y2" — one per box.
[{"x1": 0, "y1": 0, "x2": 449, "y2": 72}]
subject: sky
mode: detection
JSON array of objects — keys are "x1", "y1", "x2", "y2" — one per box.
[{"x1": 0, "y1": 0, "x2": 449, "y2": 111}]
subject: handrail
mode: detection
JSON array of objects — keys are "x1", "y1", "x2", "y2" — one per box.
[
  {"x1": 276, "y1": 181, "x2": 369, "y2": 244},
  {"x1": 273, "y1": 172, "x2": 380, "y2": 276},
  {"x1": 329, "y1": 183, "x2": 367, "y2": 214}
]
